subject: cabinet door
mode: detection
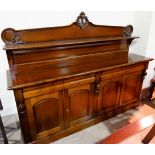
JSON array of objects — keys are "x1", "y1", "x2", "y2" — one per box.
[
  {"x1": 64, "y1": 81, "x2": 94, "y2": 128},
  {"x1": 97, "y1": 77, "x2": 121, "y2": 115},
  {"x1": 119, "y1": 71, "x2": 142, "y2": 107},
  {"x1": 25, "y1": 91, "x2": 63, "y2": 140}
]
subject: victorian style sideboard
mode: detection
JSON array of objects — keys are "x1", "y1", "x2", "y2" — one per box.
[{"x1": 1, "y1": 12, "x2": 153, "y2": 143}]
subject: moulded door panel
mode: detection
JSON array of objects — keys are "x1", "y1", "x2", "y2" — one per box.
[
  {"x1": 119, "y1": 71, "x2": 143, "y2": 107},
  {"x1": 25, "y1": 91, "x2": 63, "y2": 140},
  {"x1": 64, "y1": 84, "x2": 94, "y2": 128},
  {"x1": 97, "y1": 77, "x2": 121, "y2": 115}
]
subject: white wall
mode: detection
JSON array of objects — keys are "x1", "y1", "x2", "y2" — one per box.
[
  {"x1": 129, "y1": 11, "x2": 154, "y2": 88},
  {"x1": 0, "y1": 11, "x2": 154, "y2": 117},
  {"x1": 130, "y1": 12, "x2": 152, "y2": 56},
  {"x1": 143, "y1": 12, "x2": 155, "y2": 87}
]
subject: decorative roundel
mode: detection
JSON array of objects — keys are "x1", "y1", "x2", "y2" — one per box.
[
  {"x1": 1, "y1": 28, "x2": 16, "y2": 43},
  {"x1": 123, "y1": 25, "x2": 133, "y2": 37},
  {"x1": 1, "y1": 28, "x2": 22, "y2": 44}
]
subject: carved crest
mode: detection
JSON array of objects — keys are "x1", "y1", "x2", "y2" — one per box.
[
  {"x1": 76, "y1": 12, "x2": 89, "y2": 29},
  {"x1": 122, "y1": 25, "x2": 133, "y2": 37}
]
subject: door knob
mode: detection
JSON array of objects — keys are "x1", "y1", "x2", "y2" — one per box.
[{"x1": 66, "y1": 108, "x2": 69, "y2": 112}]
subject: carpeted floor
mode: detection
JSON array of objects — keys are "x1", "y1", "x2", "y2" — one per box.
[
  {"x1": 0, "y1": 100, "x2": 155, "y2": 144},
  {"x1": 0, "y1": 114, "x2": 22, "y2": 144}
]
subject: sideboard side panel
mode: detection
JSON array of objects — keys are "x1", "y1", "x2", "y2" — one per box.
[{"x1": 14, "y1": 89, "x2": 32, "y2": 143}]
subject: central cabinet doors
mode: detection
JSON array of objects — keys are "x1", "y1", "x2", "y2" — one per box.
[{"x1": 63, "y1": 78, "x2": 94, "y2": 128}]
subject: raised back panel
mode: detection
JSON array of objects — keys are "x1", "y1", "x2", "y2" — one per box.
[
  {"x1": 2, "y1": 12, "x2": 134, "y2": 66},
  {"x1": 2, "y1": 23, "x2": 124, "y2": 44},
  {"x1": 12, "y1": 40, "x2": 128, "y2": 65},
  {"x1": 2, "y1": 12, "x2": 133, "y2": 45},
  {"x1": 1, "y1": 12, "x2": 136, "y2": 89}
]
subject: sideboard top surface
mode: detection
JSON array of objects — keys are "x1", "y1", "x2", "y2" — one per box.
[{"x1": 7, "y1": 53, "x2": 153, "y2": 90}]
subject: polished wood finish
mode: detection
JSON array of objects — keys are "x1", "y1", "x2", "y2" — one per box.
[
  {"x1": 13, "y1": 89, "x2": 32, "y2": 143},
  {"x1": 120, "y1": 71, "x2": 143, "y2": 107},
  {"x1": 6, "y1": 54, "x2": 152, "y2": 90},
  {"x1": 97, "y1": 115, "x2": 155, "y2": 144},
  {"x1": 97, "y1": 76, "x2": 121, "y2": 115},
  {"x1": 64, "y1": 84, "x2": 93, "y2": 128},
  {"x1": 1, "y1": 12, "x2": 134, "y2": 47},
  {"x1": 31, "y1": 101, "x2": 141, "y2": 144},
  {"x1": 25, "y1": 91, "x2": 64, "y2": 140},
  {"x1": 2, "y1": 12, "x2": 153, "y2": 143}
]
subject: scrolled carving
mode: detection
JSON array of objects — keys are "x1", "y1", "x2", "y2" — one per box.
[
  {"x1": 18, "y1": 103, "x2": 25, "y2": 115},
  {"x1": 76, "y1": 12, "x2": 89, "y2": 29},
  {"x1": 122, "y1": 25, "x2": 133, "y2": 37},
  {"x1": 1, "y1": 28, "x2": 24, "y2": 45},
  {"x1": 94, "y1": 73, "x2": 101, "y2": 95}
]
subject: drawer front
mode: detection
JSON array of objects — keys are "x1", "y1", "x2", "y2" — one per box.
[
  {"x1": 23, "y1": 81, "x2": 63, "y2": 98},
  {"x1": 100, "y1": 63, "x2": 146, "y2": 80}
]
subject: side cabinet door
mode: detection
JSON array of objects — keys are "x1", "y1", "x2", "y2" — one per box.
[
  {"x1": 97, "y1": 77, "x2": 121, "y2": 115},
  {"x1": 25, "y1": 91, "x2": 63, "y2": 140},
  {"x1": 64, "y1": 79, "x2": 94, "y2": 128},
  {"x1": 119, "y1": 71, "x2": 143, "y2": 107}
]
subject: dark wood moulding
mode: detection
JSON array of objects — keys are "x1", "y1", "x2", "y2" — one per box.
[{"x1": 3, "y1": 36, "x2": 138, "y2": 51}]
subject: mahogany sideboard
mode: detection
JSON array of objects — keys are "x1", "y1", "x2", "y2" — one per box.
[{"x1": 1, "y1": 12, "x2": 153, "y2": 144}]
